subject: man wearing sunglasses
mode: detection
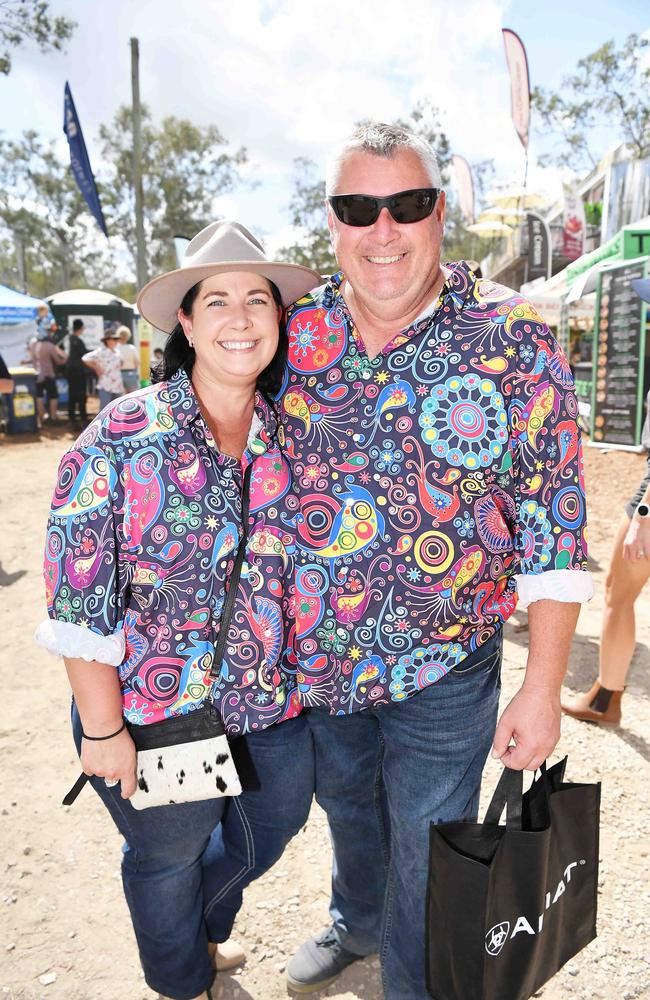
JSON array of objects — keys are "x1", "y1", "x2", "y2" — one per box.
[{"x1": 282, "y1": 122, "x2": 592, "y2": 999}]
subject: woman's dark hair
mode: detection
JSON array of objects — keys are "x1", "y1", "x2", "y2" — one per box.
[{"x1": 152, "y1": 277, "x2": 287, "y2": 403}]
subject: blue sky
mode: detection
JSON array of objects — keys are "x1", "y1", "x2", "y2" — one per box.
[{"x1": 1, "y1": 0, "x2": 649, "y2": 272}]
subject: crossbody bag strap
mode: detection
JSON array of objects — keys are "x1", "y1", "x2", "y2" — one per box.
[
  {"x1": 62, "y1": 463, "x2": 254, "y2": 808},
  {"x1": 209, "y1": 461, "x2": 253, "y2": 684}
]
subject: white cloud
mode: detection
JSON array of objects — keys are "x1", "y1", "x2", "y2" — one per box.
[{"x1": 2, "y1": 0, "x2": 646, "y2": 265}]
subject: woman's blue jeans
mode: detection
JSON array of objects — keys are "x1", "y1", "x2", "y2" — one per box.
[
  {"x1": 305, "y1": 630, "x2": 502, "y2": 1000},
  {"x1": 72, "y1": 705, "x2": 314, "y2": 1000}
]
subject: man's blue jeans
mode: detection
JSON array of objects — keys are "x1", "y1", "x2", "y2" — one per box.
[
  {"x1": 306, "y1": 630, "x2": 502, "y2": 1000},
  {"x1": 72, "y1": 705, "x2": 314, "y2": 1000}
]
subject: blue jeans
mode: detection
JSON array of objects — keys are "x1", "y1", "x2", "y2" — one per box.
[
  {"x1": 306, "y1": 630, "x2": 502, "y2": 1000},
  {"x1": 72, "y1": 705, "x2": 314, "y2": 1000},
  {"x1": 98, "y1": 388, "x2": 121, "y2": 411},
  {"x1": 121, "y1": 370, "x2": 140, "y2": 393}
]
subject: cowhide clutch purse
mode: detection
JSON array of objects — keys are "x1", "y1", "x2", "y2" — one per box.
[{"x1": 127, "y1": 702, "x2": 241, "y2": 810}]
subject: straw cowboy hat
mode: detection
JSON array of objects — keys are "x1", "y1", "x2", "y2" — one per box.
[{"x1": 137, "y1": 220, "x2": 321, "y2": 333}]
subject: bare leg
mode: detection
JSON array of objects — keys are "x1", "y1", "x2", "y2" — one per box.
[
  {"x1": 48, "y1": 397, "x2": 58, "y2": 422},
  {"x1": 599, "y1": 514, "x2": 650, "y2": 690},
  {"x1": 36, "y1": 396, "x2": 45, "y2": 426}
]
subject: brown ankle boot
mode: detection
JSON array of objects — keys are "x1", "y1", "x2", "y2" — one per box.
[{"x1": 561, "y1": 681, "x2": 623, "y2": 726}]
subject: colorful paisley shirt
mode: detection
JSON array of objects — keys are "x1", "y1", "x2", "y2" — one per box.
[
  {"x1": 281, "y1": 262, "x2": 589, "y2": 714},
  {"x1": 38, "y1": 370, "x2": 300, "y2": 735}
]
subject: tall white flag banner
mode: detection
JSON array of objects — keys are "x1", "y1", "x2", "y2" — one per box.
[
  {"x1": 562, "y1": 185, "x2": 586, "y2": 260},
  {"x1": 502, "y1": 29, "x2": 531, "y2": 151},
  {"x1": 452, "y1": 155, "x2": 475, "y2": 225}
]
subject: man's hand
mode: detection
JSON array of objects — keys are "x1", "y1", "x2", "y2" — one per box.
[
  {"x1": 491, "y1": 680, "x2": 561, "y2": 771},
  {"x1": 81, "y1": 728, "x2": 137, "y2": 799},
  {"x1": 491, "y1": 599, "x2": 579, "y2": 770}
]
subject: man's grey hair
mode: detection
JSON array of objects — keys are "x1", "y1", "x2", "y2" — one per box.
[{"x1": 325, "y1": 121, "x2": 443, "y2": 195}]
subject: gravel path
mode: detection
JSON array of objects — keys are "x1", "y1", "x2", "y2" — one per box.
[{"x1": 1, "y1": 432, "x2": 648, "y2": 1000}]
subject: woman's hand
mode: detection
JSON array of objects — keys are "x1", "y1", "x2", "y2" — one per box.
[
  {"x1": 63, "y1": 657, "x2": 135, "y2": 797},
  {"x1": 80, "y1": 727, "x2": 138, "y2": 799},
  {"x1": 622, "y1": 517, "x2": 650, "y2": 562}
]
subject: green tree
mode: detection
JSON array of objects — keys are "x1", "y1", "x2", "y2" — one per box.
[
  {"x1": 98, "y1": 106, "x2": 248, "y2": 276},
  {"x1": 394, "y1": 98, "x2": 451, "y2": 175},
  {"x1": 0, "y1": 0, "x2": 75, "y2": 74},
  {"x1": 0, "y1": 108, "x2": 247, "y2": 297},
  {"x1": 531, "y1": 33, "x2": 650, "y2": 172},
  {"x1": 278, "y1": 156, "x2": 336, "y2": 273},
  {"x1": 443, "y1": 158, "x2": 495, "y2": 265},
  {"x1": 0, "y1": 129, "x2": 115, "y2": 296}
]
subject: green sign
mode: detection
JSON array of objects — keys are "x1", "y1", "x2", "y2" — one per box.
[
  {"x1": 623, "y1": 228, "x2": 650, "y2": 260},
  {"x1": 591, "y1": 257, "x2": 648, "y2": 448}
]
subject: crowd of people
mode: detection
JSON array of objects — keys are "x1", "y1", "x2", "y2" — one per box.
[
  {"x1": 30, "y1": 121, "x2": 649, "y2": 1000},
  {"x1": 26, "y1": 308, "x2": 140, "y2": 428}
]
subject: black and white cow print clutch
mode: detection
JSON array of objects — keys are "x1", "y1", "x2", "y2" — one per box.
[{"x1": 128, "y1": 703, "x2": 242, "y2": 810}]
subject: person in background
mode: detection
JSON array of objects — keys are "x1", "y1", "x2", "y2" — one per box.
[
  {"x1": 34, "y1": 329, "x2": 66, "y2": 426},
  {"x1": 66, "y1": 319, "x2": 88, "y2": 427},
  {"x1": 0, "y1": 352, "x2": 13, "y2": 395},
  {"x1": 0, "y1": 351, "x2": 13, "y2": 433},
  {"x1": 36, "y1": 304, "x2": 51, "y2": 339},
  {"x1": 27, "y1": 305, "x2": 52, "y2": 367},
  {"x1": 82, "y1": 329, "x2": 124, "y2": 410},
  {"x1": 117, "y1": 324, "x2": 140, "y2": 392},
  {"x1": 151, "y1": 346, "x2": 165, "y2": 378},
  {"x1": 562, "y1": 277, "x2": 650, "y2": 726}
]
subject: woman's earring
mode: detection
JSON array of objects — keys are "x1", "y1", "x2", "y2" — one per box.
[{"x1": 188, "y1": 338, "x2": 194, "y2": 349}]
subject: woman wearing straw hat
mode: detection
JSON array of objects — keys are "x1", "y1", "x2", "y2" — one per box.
[
  {"x1": 36, "y1": 221, "x2": 320, "y2": 1000},
  {"x1": 82, "y1": 327, "x2": 125, "y2": 410}
]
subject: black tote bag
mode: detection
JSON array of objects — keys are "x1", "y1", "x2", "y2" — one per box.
[{"x1": 426, "y1": 758, "x2": 600, "y2": 1000}]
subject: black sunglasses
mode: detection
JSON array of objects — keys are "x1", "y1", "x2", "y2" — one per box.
[{"x1": 328, "y1": 187, "x2": 441, "y2": 227}]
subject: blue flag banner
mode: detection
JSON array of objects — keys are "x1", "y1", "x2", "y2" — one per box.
[{"x1": 63, "y1": 82, "x2": 108, "y2": 237}]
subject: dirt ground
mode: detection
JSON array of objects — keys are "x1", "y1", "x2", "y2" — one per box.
[{"x1": 1, "y1": 424, "x2": 649, "y2": 1000}]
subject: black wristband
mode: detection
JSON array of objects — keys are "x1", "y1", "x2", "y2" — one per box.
[{"x1": 81, "y1": 720, "x2": 126, "y2": 741}]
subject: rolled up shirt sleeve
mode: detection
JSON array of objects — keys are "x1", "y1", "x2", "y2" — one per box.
[
  {"x1": 34, "y1": 442, "x2": 126, "y2": 663},
  {"x1": 34, "y1": 618, "x2": 125, "y2": 663},
  {"x1": 515, "y1": 569, "x2": 594, "y2": 609}
]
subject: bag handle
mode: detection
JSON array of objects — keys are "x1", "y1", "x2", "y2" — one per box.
[
  {"x1": 484, "y1": 766, "x2": 524, "y2": 830},
  {"x1": 209, "y1": 460, "x2": 253, "y2": 684}
]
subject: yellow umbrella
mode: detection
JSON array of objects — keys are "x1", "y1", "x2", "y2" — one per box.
[
  {"x1": 487, "y1": 187, "x2": 545, "y2": 210},
  {"x1": 478, "y1": 205, "x2": 524, "y2": 226},
  {"x1": 465, "y1": 220, "x2": 513, "y2": 238}
]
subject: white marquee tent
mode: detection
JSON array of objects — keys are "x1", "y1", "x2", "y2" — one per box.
[{"x1": 0, "y1": 285, "x2": 47, "y2": 369}]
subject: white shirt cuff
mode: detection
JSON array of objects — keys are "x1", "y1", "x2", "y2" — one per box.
[
  {"x1": 34, "y1": 619, "x2": 125, "y2": 665},
  {"x1": 515, "y1": 570, "x2": 595, "y2": 610}
]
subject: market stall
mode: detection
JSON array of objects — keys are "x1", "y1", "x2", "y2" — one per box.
[
  {"x1": 47, "y1": 288, "x2": 135, "y2": 351},
  {"x1": 0, "y1": 284, "x2": 47, "y2": 368},
  {"x1": 522, "y1": 216, "x2": 650, "y2": 447}
]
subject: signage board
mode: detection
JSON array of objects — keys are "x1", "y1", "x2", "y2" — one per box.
[{"x1": 591, "y1": 258, "x2": 648, "y2": 447}]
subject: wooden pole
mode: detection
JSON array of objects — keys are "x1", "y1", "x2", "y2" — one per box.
[
  {"x1": 14, "y1": 233, "x2": 26, "y2": 292},
  {"x1": 130, "y1": 37, "x2": 147, "y2": 290}
]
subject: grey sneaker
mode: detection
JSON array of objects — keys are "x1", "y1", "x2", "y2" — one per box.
[{"x1": 286, "y1": 926, "x2": 363, "y2": 993}]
